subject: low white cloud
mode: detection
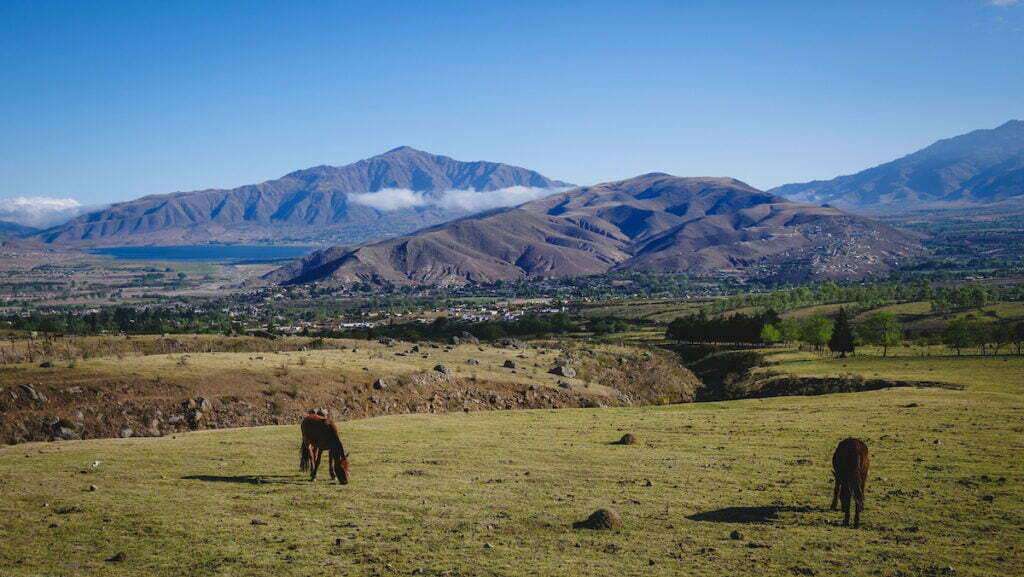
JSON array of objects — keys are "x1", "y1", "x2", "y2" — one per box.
[
  {"x1": 347, "y1": 188, "x2": 432, "y2": 211},
  {"x1": 349, "y1": 186, "x2": 565, "y2": 213},
  {"x1": 991, "y1": 0, "x2": 1019, "y2": 6},
  {"x1": 0, "y1": 197, "x2": 96, "y2": 228}
]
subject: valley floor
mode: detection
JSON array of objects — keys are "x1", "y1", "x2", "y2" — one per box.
[{"x1": 1, "y1": 385, "x2": 1021, "y2": 576}]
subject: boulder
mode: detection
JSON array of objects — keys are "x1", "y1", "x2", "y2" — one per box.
[
  {"x1": 616, "y1": 433, "x2": 638, "y2": 445},
  {"x1": 503, "y1": 360, "x2": 517, "y2": 369},
  {"x1": 18, "y1": 384, "x2": 46, "y2": 402},
  {"x1": 373, "y1": 379, "x2": 388, "y2": 390},
  {"x1": 433, "y1": 365, "x2": 450, "y2": 375},
  {"x1": 573, "y1": 508, "x2": 622, "y2": 530},
  {"x1": 549, "y1": 366, "x2": 576, "y2": 378}
]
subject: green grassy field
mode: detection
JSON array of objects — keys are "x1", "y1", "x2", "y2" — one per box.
[
  {"x1": 2, "y1": 384, "x2": 1021, "y2": 577},
  {"x1": 762, "y1": 347, "x2": 1024, "y2": 394}
]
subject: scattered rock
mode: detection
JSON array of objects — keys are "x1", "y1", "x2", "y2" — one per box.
[
  {"x1": 89, "y1": 484, "x2": 98, "y2": 492},
  {"x1": 730, "y1": 530, "x2": 743, "y2": 540},
  {"x1": 39, "y1": 361, "x2": 54, "y2": 368},
  {"x1": 549, "y1": 365, "x2": 576, "y2": 378},
  {"x1": 18, "y1": 384, "x2": 45, "y2": 402},
  {"x1": 373, "y1": 379, "x2": 387, "y2": 390},
  {"x1": 251, "y1": 519, "x2": 268, "y2": 525},
  {"x1": 503, "y1": 360, "x2": 517, "y2": 369},
  {"x1": 573, "y1": 508, "x2": 622, "y2": 530},
  {"x1": 467, "y1": 358, "x2": 480, "y2": 365},
  {"x1": 433, "y1": 365, "x2": 450, "y2": 375},
  {"x1": 483, "y1": 542, "x2": 494, "y2": 549},
  {"x1": 558, "y1": 381, "x2": 574, "y2": 390},
  {"x1": 105, "y1": 552, "x2": 126, "y2": 563},
  {"x1": 616, "y1": 433, "x2": 638, "y2": 445}
]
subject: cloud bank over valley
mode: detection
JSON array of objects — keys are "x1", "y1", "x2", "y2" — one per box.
[
  {"x1": 0, "y1": 197, "x2": 99, "y2": 229},
  {"x1": 348, "y1": 186, "x2": 566, "y2": 213}
]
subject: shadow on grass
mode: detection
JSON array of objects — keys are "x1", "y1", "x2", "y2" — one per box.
[
  {"x1": 181, "y1": 474, "x2": 305, "y2": 485},
  {"x1": 686, "y1": 505, "x2": 816, "y2": 524}
]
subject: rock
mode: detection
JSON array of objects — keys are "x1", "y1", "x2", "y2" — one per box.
[
  {"x1": 574, "y1": 508, "x2": 622, "y2": 530},
  {"x1": 18, "y1": 384, "x2": 46, "y2": 402},
  {"x1": 120, "y1": 428, "x2": 133, "y2": 438},
  {"x1": 373, "y1": 379, "x2": 388, "y2": 390},
  {"x1": 503, "y1": 360, "x2": 517, "y2": 369},
  {"x1": 54, "y1": 426, "x2": 81, "y2": 441},
  {"x1": 251, "y1": 519, "x2": 268, "y2": 525},
  {"x1": 483, "y1": 542, "x2": 494, "y2": 549},
  {"x1": 616, "y1": 433, "x2": 637, "y2": 445},
  {"x1": 557, "y1": 381, "x2": 573, "y2": 390},
  {"x1": 89, "y1": 484, "x2": 98, "y2": 492},
  {"x1": 433, "y1": 365, "x2": 450, "y2": 375},
  {"x1": 549, "y1": 366, "x2": 576, "y2": 378},
  {"x1": 730, "y1": 530, "x2": 743, "y2": 540},
  {"x1": 196, "y1": 398, "x2": 213, "y2": 411},
  {"x1": 39, "y1": 361, "x2": 54, "y2": 368},
  {"x1": 467, "y1": 359, "x2": 480, "y2": 365},
  {"x1": 106, "y1": 552, "x2": 126, "y2": 563},
  {"x1": 410, "y1": 345, "x2": 421, "y2": 353}
]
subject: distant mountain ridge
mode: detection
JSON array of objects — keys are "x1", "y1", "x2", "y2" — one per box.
[
  {"x1": 770, "y1": 120, "x2": 1024, "y2": 212},
  {"x1": 33, "y1": 147, "x2": 570, "y2": 246},
  {"x1": 264, "y1": 173, "x2": 923, "y2": 287}
]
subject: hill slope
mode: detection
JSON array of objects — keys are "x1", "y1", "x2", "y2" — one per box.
[
  {"x1": 1, "y1": 387, "x2": 1019, "y2": 577},
  {"x1": 266, "y1": 173, "x2": 923, "y2": 286},
  {"x1": 33, "y1": 147, "x2": 569, "y2": 247},
  {"x1": 770, "y1": 120, "x2": 1024, "y2": 212}
]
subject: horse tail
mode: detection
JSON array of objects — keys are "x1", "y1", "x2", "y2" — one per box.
[{"x1": 299, "y1": 441, "x2": 310, "y2": 472}]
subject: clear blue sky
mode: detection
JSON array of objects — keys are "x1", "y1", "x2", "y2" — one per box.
[{"x1": 2, "y1": 0, "x2": 1022, "y2": 204}]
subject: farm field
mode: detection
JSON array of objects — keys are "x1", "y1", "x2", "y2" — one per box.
[
  {"x1": 1, "y1": 385, "x2": 1021, "y2": 577},
  {"x1": 762, "y1": 347, "x2": 1024, "y2": 394}
]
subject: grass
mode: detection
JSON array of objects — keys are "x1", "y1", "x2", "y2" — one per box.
[
  {"x1": 761, "y1": 347, "x2": 1024, "y2": 394},
  {"x1": 0, "y1": 338, "x2": 621, "y2": 396},
  {"x1": 1, "y1": 386, "x2": 1021, "y2": 576}
]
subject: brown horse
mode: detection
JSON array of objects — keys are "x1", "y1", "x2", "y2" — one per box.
[
  {"x1": 300, "y1": 413, "x2": 349, "y2": 484},
  {"x1": 831, "y1": 437, "x2": 869, "y2": 527}
]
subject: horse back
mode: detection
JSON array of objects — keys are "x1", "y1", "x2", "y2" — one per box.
[{"x1": 833, "y1": 437, "x2": 869, "y2": 479}]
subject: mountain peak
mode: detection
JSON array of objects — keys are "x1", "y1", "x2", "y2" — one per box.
[
  {"x1": 769, "y1": 120, "x2": 1024, "y2": 212},
  {"x1": 382, "y1": 145, "x2": 421, "y2": 154}
]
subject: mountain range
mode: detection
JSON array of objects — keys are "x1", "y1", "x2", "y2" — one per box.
[
  {"x1": 263, "y1": 173, "x2": 923, "y2": 287},
  {"x1": 770, "y1": 120, "x2": 1024, "y2": 213},
  {"x1": 31, "y1": 147, "x2": 569, "y2": 246}
]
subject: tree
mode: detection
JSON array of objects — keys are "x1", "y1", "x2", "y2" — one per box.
[
  {"x1": 859, "y1": 312, "x2": 902, "y2": 357},
  {"x1": 1014, "y1": 321, "x2": 1024, "y2": 356},
  {"x1": 828, "y1": 308, "x2": 856, "y2": 357},
  {"x1": 778, "y1": 318, "x2": 801, "y2": 344},
  {"x1": 799, "y1": 314, "x2": 833, "y2": 352},
  {"x1": 943, "y1": 317, "x2": 990, "y2": 356},
  {"x1": 760, "y1": 323, "x2": 782, "y2": 344}
]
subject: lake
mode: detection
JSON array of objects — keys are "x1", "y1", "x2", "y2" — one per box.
[{"x1": 90, "y1": 245, "x2": 319, "y2": 262}]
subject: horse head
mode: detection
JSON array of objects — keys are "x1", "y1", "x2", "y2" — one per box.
[{"x1": 334, "y1": 450, "x2": 350, "y2": 485}]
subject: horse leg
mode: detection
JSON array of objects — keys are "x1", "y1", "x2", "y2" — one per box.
[
  {"x1": 853, "y1": 472, "x2": 866, "y2": 528},
  {"x1": 310, "y1": 446, "x2": 321, "y2": 481},
  {"x1": 830, "y1": 477, "x2": 841, "y2": 510},
  {"x1": 328, "y1": 449, "x2": 337, "y2": 480},
  {"x1": 840, "y1": 484, "x2": 851, "y2": 527}
]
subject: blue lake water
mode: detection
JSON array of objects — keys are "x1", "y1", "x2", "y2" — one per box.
[{"x1": 91, "y1": 245, "x2": 318, "y2": 262}]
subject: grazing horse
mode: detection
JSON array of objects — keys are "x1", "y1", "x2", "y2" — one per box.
[
  {"x1": 300, "y1": 413, "x2": 349, "y2": 484},
  {"x1": 831, "y1": 437, "x2": 869, "y2": 528}
]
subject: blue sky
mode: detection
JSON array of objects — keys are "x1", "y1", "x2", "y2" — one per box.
[{"x1": 1, "y1": 0, "x2": 1022, "y2": 205}]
